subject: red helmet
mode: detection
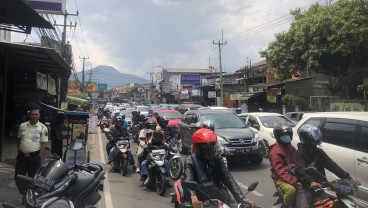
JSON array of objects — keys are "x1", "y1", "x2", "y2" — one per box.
[{"x1": 191, "y1": 128, "x2": 218, "y2": 160}]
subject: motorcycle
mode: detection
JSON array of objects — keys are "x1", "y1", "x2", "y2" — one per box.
[
  {"x1": 167, "y1": 136, "x2": 183, "y2": 180},
  {"x1": 171, "y1": 179, "x2": 259, "y2": 208},
  {"x1": 305, "y1": 167, "x2": 368, "y2": 208},
  {"x1": 3, "y1": 157, "x2": 106, "y2": 208},
  {"x1": 111, "y1": 136, "x2": 133, "y2": 176},
  {"x1": 144, "y1": 145, "x2": 168, "y2": 196},
  {"x1": 98, "y1": 117, "x2": 110, "y2": 130},
  {"x1": 130, "y1": 123, "x2": 142, "y2": 144}
]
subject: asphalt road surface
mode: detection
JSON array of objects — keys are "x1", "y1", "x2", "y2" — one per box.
[{"x1": 88, "y1": 130, "x2": 282, "y2": 208}]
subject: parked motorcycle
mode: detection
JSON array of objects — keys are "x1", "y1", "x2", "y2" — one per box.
[
  {"x1": 3, "y1": 158, "x2": 106, "y2": 208},
  {"x1": 171, "y1": 179, "x2": 259, "y2": 208},
  {"x1": 305, "y1": 167, "x2": 368, "y2": 208},
  {"x1": 144, "y1": 145, "x2": 168, "y2": 196},
  {"x1": 111, "y1": 136, "x2": 133, "y2": 176}
]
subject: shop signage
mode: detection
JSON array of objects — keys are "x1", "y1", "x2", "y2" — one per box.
[
  {"x1": 267, "y1": 96, "x2": 277, "y2": 103},
  {"x1": 181, "y1": 74, "x2": 201, "y2": 85},
  {"x1": 208, "y1": 91, "x2": 216, "y2": 98}
]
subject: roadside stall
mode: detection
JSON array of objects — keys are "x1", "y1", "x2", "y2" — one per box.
[{"x1": 38, "y1": 102, "x2": 90, "y2": 167}]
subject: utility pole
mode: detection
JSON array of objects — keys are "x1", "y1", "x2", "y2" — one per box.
[
  {"x1": 213, "y1": 30, "x2": 227, "y2": 106},
  {"x1": 147, "y1": 71, "x2": 155, "y2": 103},
  {"x1": 80, "y1": 56, "x2": 89, "y2": 92}
]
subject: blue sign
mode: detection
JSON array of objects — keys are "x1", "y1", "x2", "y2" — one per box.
[{"x1": 181, "y1": 74, "x2": 201, "y2": 85}]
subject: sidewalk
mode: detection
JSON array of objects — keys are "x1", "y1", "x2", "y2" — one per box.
[{"x1": 0, "y1": 134, "x2": 27, "y2": 206}]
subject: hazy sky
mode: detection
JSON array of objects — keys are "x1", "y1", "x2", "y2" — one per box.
[{"x1": 14, "y1": 0, "x2": 322, "y2": 79}]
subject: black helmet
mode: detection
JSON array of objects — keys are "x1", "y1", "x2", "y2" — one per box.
[
  {"x1": 298, "y1": 124, "x2": 322, "y2": 148},
  {"x1": 144, "y1": 120, "x2": 157, "y2": 130},
  {"x1": 158, "y1": 115, "x2": 169, "y2": 128},
  {"x1": 201, "y1": 120, "x2": 215, "y2": 131},
  {"x1": 273, "y1": 123, "x2": 293, "y2": 144},
  {"x1": 114, "y1": 116, "x2": 124, "y2": 124}
]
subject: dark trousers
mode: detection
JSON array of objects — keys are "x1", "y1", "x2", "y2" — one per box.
[
  {"x1": 14, "y1": 152, "x2": 41, "y2": 195},
  {"x1": 51, "y1": 139, "x2": 63, "y2": 158}
]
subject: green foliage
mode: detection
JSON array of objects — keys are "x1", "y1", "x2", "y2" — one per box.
[
  {"x1": 260, "y1": 0, "x2": 368, "y2": 79},
  {"x1": 281, "y1": 94, "x2": 309, "y2": 110}
]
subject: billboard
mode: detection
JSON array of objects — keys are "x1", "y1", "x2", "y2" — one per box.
[
  {"x1": 86, "y1": 83, "x2": 97, "y2": 92},
  {"x1": 25, "y1": 0, "x2": 66, "y2": 15},
  {"x1": 181, "y1": 74, "x2": 201, "y2": 85}
]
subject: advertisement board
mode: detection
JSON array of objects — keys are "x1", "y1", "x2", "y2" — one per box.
[
  {"x1": 208, "y1": 91, "x2": 216, "y2": 98},
  {"x1": 25, "y1": 0, "x2": 66, "y2": 15},
  {"x1": 181, "y1": 74, "x2": 201, "y2": 85}
]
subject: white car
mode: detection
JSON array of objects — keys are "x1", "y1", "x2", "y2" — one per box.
[
  {"x1": 237, "y1": 112, "x2": 296, "y2": 149},
  {"x1": 291, "y1": 112, "x2": 368, "y2": 202},
  {"x1": 136, "y1": 105, "x2": 151, "y2": 115}
]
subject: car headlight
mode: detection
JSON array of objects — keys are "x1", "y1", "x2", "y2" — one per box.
[
  {"x1": 251, "y1": 133, "x2": 260, "y2": 143},
  {"x1": 217, "y1": 135, "x2": 229, "y2": 147}
]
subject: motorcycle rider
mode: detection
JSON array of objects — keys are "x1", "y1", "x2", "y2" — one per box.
[
  {"x1": 183, "y1": 128, "x2": 256, "y2": 208},
  {"x1": 132, "y1": 110, "x2": 144, "y2": 125},
  {"x1": 107, "y1": 116, "x2": 136, "y2": 170},
  {"x1": 294, "y1": 124, "x2": 360, "y2": 208},
  {"x1": 136, "y1": 120, "x2": 157, "y2": 173},
  {"x1": 140, "y1": 124, "x2": 170, "y2": 186},
  {"x1": 269, "y1": 123, "x2": 298, "y2": 207}
]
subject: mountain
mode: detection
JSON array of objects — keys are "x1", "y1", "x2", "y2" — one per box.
[{"x1": 70, "y1": 65, "x2": 149, "y2": 90}]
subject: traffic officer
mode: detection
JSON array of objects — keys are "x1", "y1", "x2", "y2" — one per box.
[{"x1": 15, "y1": 108, "x2": 48, "y2": 196}]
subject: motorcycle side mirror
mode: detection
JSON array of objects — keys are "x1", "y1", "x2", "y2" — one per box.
[
  {"x1": 247, "y1": 181, "x2": 259, "y2": 192},
  {"x1": 183, "y1": 180, "x2": 201, "y2": 191}
]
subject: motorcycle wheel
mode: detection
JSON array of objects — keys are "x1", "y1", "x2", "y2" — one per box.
[
  {"x1": 170, "y1": 157, "x2": 183, "y2": 180},
  {"x1": 155, "y1": 173, "x2": 167, "y2": 196},
  {"x1": 120, "y1": 158, "x2": 128, "y2": 176}
]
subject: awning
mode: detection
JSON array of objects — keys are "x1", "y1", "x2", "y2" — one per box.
[
  {"x1": 67, "y1": 96, "x2": 88, "y2": 103},
  {"x1": 0, "y1": 0, "x2": 54, "y2": 34},
  {"x1": 0, "y1": 42, "x2": 71, "y2": 77},
  {"x1": 38, "y1": 102, "x2": 89, "y2": 119}
]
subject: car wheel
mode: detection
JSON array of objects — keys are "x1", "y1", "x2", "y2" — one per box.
[{"x1": 262, "y1": 140, "x2": 270, "y2": 158}]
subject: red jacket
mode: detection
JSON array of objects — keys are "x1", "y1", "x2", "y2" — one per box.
[{"x1": 269, "y1": 143, "x2": 298, "y2": 187}]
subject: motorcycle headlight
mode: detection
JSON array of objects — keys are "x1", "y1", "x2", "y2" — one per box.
[
  {"x1": 251, "y1": 133, "x2": 260, "y2": 143},
  {"x1": 217, "y1": 135, "x2": 229, "y2": 147}
]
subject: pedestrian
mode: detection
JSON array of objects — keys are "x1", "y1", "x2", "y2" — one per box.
[
  {"x1": 50, "y1": 112, "x2": 69, "y2": 158},
  {"x1": 15, "y1": 108, "x2": 48, "y2": 197}
]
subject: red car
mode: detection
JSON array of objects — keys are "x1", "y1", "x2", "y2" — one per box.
[{"x1": 152, "y1": 109, "x2": 183, "y2": 127}]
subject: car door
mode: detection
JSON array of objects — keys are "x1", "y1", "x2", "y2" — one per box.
[
  {"x1": 320, "y1": 118, "x2": 358, "y2": 183},
  {"x1": 355, "y1": 122, "x2": 368, "y2": 197}
]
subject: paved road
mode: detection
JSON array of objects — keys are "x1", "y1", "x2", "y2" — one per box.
[{"x1": 88, "y1": 130, "x2": 282, "y2": 208}]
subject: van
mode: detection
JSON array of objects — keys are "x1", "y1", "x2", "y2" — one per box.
[{"x1": 292, "y1": 112, "x2": 368, "y2": 201}]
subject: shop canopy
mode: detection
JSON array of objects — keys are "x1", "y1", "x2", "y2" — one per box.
[
  {"x1": 38, "y1": 102, "x2": 89, "y2": 119},
  {"x1": 66, "y1": 96, "x2": 89, "y2": 105}
]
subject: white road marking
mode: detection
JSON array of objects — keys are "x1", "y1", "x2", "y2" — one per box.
[
  {"x1": 98, "y1": 130, "x2": 114, "y2": 208},
  {"x1": 236, "y1": 180, "x2": 264, "y2": 197}
]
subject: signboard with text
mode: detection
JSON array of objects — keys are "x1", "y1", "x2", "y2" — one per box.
[
  {"x1": 181, "y1": 74, "x2": 201, "y2": 85},
  {"x1": 98, "y1": 83, "x2": 107, "y2": 91}
]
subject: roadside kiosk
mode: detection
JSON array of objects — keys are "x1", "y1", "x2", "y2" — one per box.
[{"x1": 38, "y1": 102, "x2": 90, "y2": 167}]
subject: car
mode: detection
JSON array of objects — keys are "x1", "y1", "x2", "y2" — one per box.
[
  {"x1": 198, "y1": 106, "x2": 232, "y2": 111},
  {"x1": 177, "y1": 104, "x2": 203, "y2": 114},
  {"x1": 121, "y1": 107, "x2": 135, "y2": 127},
  {"x1": 178, "y1": 109, "x2": 266, "y2": 165},
  {"x1": 285, "y1": 111, "x2": 306, "y2": 124},
  {"x1": 237, "y1": 112, "x2": 296, "y2": 149},
  {"x1": 291, "y1": 112, "x2": 368, "y2": 202},
  {"x1": 135, "y1": 105, "x2": 151, "y2": 115}
]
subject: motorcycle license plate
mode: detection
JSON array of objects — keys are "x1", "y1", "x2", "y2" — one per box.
[
  {"x1": 151, "y1": 149, "x2": 165, "y2": 154},
  {"x1": 34, "y1": 175, "x2": 55, "y2": 191}
]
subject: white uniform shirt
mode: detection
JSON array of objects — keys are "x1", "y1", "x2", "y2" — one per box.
[{"x1": 17, "y1": 121, "x2": 48, "y2": 153}]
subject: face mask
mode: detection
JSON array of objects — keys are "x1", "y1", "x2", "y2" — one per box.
[{"x1": 279, "y1": 135, "x2": 291, "y2": 144}]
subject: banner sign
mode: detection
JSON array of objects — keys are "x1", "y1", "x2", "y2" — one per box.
[
  {"x1": 36, "y1": 71, "x2": 47, "y2": 90},
  {"x1": 86, "y1": 83, "x2": 97, "y2": 92},
  {"x1": 25, "y1": 0, "x2": 66, "y2": 15},
  {"x1": 181, "y1": 74, "x2": 201, "y2": 85}
]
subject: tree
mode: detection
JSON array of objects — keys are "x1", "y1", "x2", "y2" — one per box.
[
  {"x1": 260, "y1": 0, "x2": 368, "y2": 90},
  {"x1": 281, "y1": 94, "x2": 309, "y2": 110}
]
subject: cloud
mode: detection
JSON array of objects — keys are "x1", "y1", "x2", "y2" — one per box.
[{"x1": 11, "y1": 0, "x2": 319, "y2": 79}]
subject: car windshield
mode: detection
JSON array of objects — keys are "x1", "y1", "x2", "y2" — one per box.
[
  {"x1": 201, "y1": 113, "x2": 246, "y2": 129},
  {"x1": 137, "y1": 106, "x2": 150, "y2": 112},
  {"x1": 161, "y1": 111, "x2": 182, "y2": 119},
  {"x1": 258, "y1": 116, "x2": 295, "y2": 128},
  {"x1": 123, "y1": 109, "x2": 133, "y2": 117}
]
